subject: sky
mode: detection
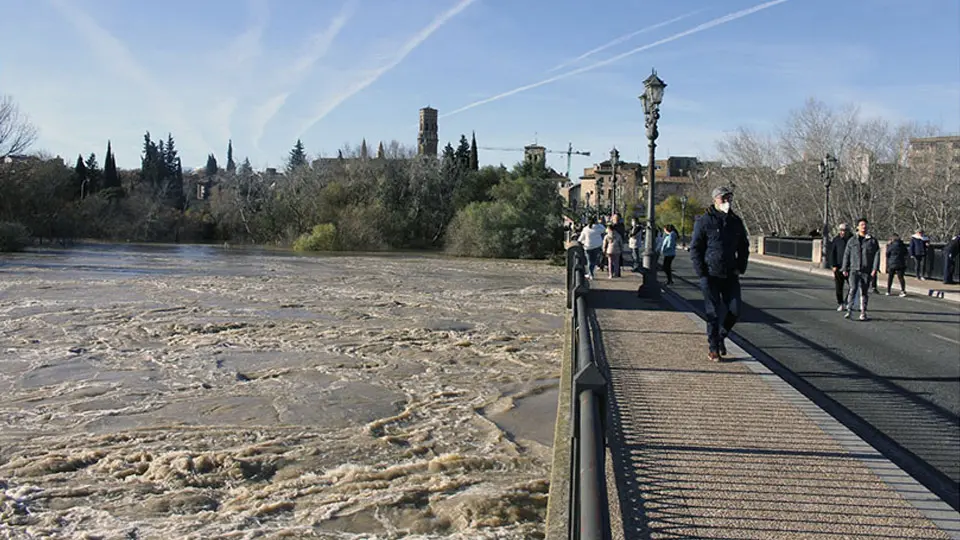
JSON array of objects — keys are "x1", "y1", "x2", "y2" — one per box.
[{"x1": 1, "y1": 0, "x2": 958, "y2": 176}]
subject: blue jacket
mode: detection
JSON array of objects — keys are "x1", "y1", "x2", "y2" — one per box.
[
  {"x1": 690, "y1": 207, "x2": 750, "y2": 279},
  {"x1": 659, "y1": 230, "x2": 677, "y2": 257}
]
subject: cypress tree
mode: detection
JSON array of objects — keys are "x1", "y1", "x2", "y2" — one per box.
[
  {"x1": 360, "y1": 138, "x2": 369, "y2": 160},
  {"x1": 103, "y1": 140, "x2": 120, "y2": 191},
  {"x1": 74, "y1": 154, "x2": 88, "y2": 199},
  {"x1": 377, "y1": 141, "x2": 385, "y2": 159},
  {"x1": 226, "y1": 139, "x2": 236, "y2": 173},
  {"x1": 469, "y1": 132, "x2": 479, "y2": 171},
  {"x1": 205, "y1": 154, "x2": 219, "y2": 178}
]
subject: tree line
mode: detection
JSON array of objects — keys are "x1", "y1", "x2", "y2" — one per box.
[
  {"x1": 690, "y1": 99, "x2": 959, "y2": 242},
  {"x1": 0, "y1": 94, "x2": 563, "y2": 257}
]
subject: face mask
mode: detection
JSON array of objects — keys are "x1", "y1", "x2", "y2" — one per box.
[{"x1": 718, "y1": 202, "x2": 731, "y2": 213}]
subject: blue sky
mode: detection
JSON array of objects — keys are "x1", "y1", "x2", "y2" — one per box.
[{"x1": 1, "y1": 0, "x2": 958, "y2": 175}]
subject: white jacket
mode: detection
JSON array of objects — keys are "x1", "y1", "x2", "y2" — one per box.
[{"x1": 578, "y1": 224, "x2": 605, "y2": 250}]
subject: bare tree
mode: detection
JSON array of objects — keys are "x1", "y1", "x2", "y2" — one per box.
[{"x1": 0, "y1": 95, "x2": 38, "y2": 158}]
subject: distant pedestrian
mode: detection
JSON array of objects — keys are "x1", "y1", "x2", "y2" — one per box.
[
  {"x1": 841, "y1": 218, "x2": 881, "y2": 321},
  {"x1": 577, "y1": 216, "x2": 605, "y2": 280},
  {"x1": 602, "y1": 223, "x2": 623, "y2": 279},
  {"x1": 658, "y1": 224, "x2": 678, "y2": 285},
  {"x1": 885, "y1": 234, "x2": 908, "y2": 297},
  {"x1": 690, "y1": 186, "x2": 749, "y2": 362},
  {"x1": 611, "y1": 213, "x2": 627, "y2": 274},
  {"x1": 944, "y1": 232, "x2": 960, "y2": 284},
  {"x1": 829, "y1": 223, "x2": 851, "y2": 311},
  {"x1": 909, "y1": 229, "x2": 929, "y2": 280},
  {"x1": 628, "y1": 218, "x2": 643, "y2": 271}
]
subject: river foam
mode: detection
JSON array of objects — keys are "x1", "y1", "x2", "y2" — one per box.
[{"x1": 0, "y1": 244, "x2": 564, "y2": 538}]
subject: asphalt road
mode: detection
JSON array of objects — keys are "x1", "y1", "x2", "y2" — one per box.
[{"x1": 665, "y1": 253, "x2": 960, "y2": 506}]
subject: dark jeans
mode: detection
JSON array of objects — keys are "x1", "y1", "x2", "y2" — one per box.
[
  {"x1": 833, "y1": 268, "x2": 847, "y2": 305},
  {"x1": 913, "y1": 256, "x2": 925, "y2": 279},
  {"x1": 886, "y1": 268, "x2": 905, "y2": 293},
  {"x1": 631, "y1": 247, "x2": 641, "y2": 270},
  {"x1": 586, "y1": 248, "x2": 602, "y2": 276},
  {"x1": 662, "y1": 255, "x2": 675, "y2": 283},
  {"x1": 945, "y1": 255, "x2": 957, "y2": 284},
  {"x1": 699, "y1": 275, "x2": 741, "y2": 353},
  {"x1": 847, "y1": 271, "x2": 871, "y2": 313}
]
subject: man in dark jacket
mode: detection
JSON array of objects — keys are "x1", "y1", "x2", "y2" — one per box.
[
  {"x1": 908, "y1": 229, "x2": 929, "y2": 280},
  {"x1": 690, "y1": 186, "x2": 750, "y2": 362},
  {"x1": 944, "y1": 232, "x2": 960, "y2": 284},
  {"x1": 885, "y1": 234, "x2": 908, "y2": 296},
  {"x1": 829, "y1": 223, "x2": 851, "y2": 311},
  {"x1": 841, "y1": 217, "x2": 881, "y2": 321}
]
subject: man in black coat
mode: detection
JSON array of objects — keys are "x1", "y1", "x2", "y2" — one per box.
[
  {"x1": 690, "y1": 186, "x2": 750, "y2": 362},
  {"x1": 944, "y1": 232, "x2": 960, "y2": 285},
  {"x1": 829, "y1": 223, "x2": 851, "y2": 311}
]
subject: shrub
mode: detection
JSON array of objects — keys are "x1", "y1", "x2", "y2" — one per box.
[
  {"x1": 293, "y1": 223, "x2": 338, "y2": 252},
  {"x1": 0, "y1": 222, "x2": 32, "y2": 252}
]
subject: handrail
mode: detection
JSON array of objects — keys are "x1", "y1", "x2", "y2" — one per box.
[{"x1": 566, "y1": 243, "x2": 611, "y2": 540}]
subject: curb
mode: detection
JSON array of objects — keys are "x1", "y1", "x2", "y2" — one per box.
[{"x1": 750, "y1": 257, "x2": 960, "y2": 304}]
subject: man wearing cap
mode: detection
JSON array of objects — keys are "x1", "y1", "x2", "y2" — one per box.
[
  {"x1": 829, "y1": 223, "x2": 851, "y2": 311},
  {"x1": 690, "y1": 186, "x2": 750, "y2": 362}
]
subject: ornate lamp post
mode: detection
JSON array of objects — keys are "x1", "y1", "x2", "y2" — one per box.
[
  {"x1": 639, "y1": 69, "x2": 666, "y2": 295},
  {"x1": 596, "y1": 177, "x2": 605, "y2": 218},
  {"x1": 680, "y1": 193, "x2": 688, "y2": 247},
  {"x1": 610, "y1": 147, "x2": 620, "y2": 217},
  {"x1": 818, "y1": 153, "x2": 838, "y2": 268}
]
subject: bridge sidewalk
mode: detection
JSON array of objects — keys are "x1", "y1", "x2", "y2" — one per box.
[
  {"x1": 588, "y1": 276, "x2": 960, "y2": 539},
  {"x1": 745, "y1": 252, "x2": 960, "y2": 303}
]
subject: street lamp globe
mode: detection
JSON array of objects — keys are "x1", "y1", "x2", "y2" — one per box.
[{"x1": 643, "y1": 70, "x2": 667, "y2": 106}]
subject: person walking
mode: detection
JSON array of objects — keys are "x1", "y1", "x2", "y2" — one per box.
[
  {"x1": 885, "y1": 233, "x2": 908, "y2": 297},
  {"x1": 602, "y1": 223, "x2": 623, "y2": 279},
  {"x1": 829, "y1": 223, "x2": 851, "y2": 311},
  {"x1": 944, "y1": 232, "x2": 960, "y2": 284},
  {"x1": 628, "y1": 218, "x2": 643, "y2": 272},
  {"x1": 841, "y1": 218, "x2": 881, "y2": 321},
  {"x1": 690, "y1": 186, "x2": 750, "y2": 362},
  {"x1": 611, "y1": 213, "x2": 627, "y2": 277},
  {"x1": 909, "y1": 229, "x2": 929, "y2": 280},
  {"x1": 577, "y1": 216, "x2": 605, "y2": 280},
  {"x1": 659, "y1": 224, "x2": 678, "y2": 285}
]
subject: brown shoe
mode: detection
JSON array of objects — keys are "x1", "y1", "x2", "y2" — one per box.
[{"x1": 708, "y1": 351, "x2": 721, "y2": 362}]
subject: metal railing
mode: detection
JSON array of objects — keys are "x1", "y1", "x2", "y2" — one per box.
[
  {"x1": 764, "y1": 236, "x2": 814, "y2": 261},
  {"x1": 565, "y1": 244, "x2": 611, "y2": 540}
]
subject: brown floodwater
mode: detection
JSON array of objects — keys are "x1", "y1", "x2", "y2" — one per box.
[{"x1": 0, "y1": 243, "x2": 564, "y2": 539}]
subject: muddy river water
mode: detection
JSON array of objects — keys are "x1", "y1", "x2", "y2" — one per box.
[{"x1": 0, "y1": 244, "x2": 565, "y2": 539}]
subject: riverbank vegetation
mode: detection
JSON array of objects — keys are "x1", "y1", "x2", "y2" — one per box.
[{"x1": 0, "y1": 95, "x2": 563, "y2": 257}]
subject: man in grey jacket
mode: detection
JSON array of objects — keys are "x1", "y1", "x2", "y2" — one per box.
[{"x1": 841, "y1": 217, "x2": 881, "y2": 321}]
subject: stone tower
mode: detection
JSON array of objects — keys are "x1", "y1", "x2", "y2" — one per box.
[
  {"x1": 524, "y1": 144, "x2": 546, "y2": 165},
  {"x1": 418, "y1": 107, "x2": 438, "y2": 157}
]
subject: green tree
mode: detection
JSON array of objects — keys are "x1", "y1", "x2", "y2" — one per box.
[
  {"x1": 226, "y1": 139, "x2": 236, "y2": 173},
  {"x1": 469, "y1": 132, "x2": 479, "y2": 171},
  {"x1": 205, "y1": 154, "x2": 219, "y2": 178},
  {"x1": 84, "y1": 152, "x2": 101, "y2": 195},
  {"x1": 455, "y1": 134, "x2": 470, "y2": 170},
  {"x1": 287, "y1": 139, "x2": 307, "y2": 173},
  {"x1": 360, "y1": 138, "x2": 369, "y2": 160},
  {"x1": 655, "y1": 194, "x2": 705, "y2": 239},
  {"x1": 73, "y1": 154, "x2": 88, "y2": 199},
  {"x1": 102, "y1": 140, "x2": 121, "y2": 192}
]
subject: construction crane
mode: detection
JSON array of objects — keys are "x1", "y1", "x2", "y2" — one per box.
[{"x1": 479, "y1": 142, "x2": 591, "y2": 179}]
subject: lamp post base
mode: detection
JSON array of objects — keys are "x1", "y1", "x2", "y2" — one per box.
[{"x1": 636, "y1": 266, "x2": 661, "y2": 299}]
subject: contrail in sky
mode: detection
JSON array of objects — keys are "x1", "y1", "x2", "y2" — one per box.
[
  {"x1": 440, "y1": 0, "x2": 790, "y2": 119},
  {"x1": 547, "y1": 9, "x2": 704, "y2": 73},
  {"x1": 298, "y1": 0, "x2": 477, "y2": 137}
]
